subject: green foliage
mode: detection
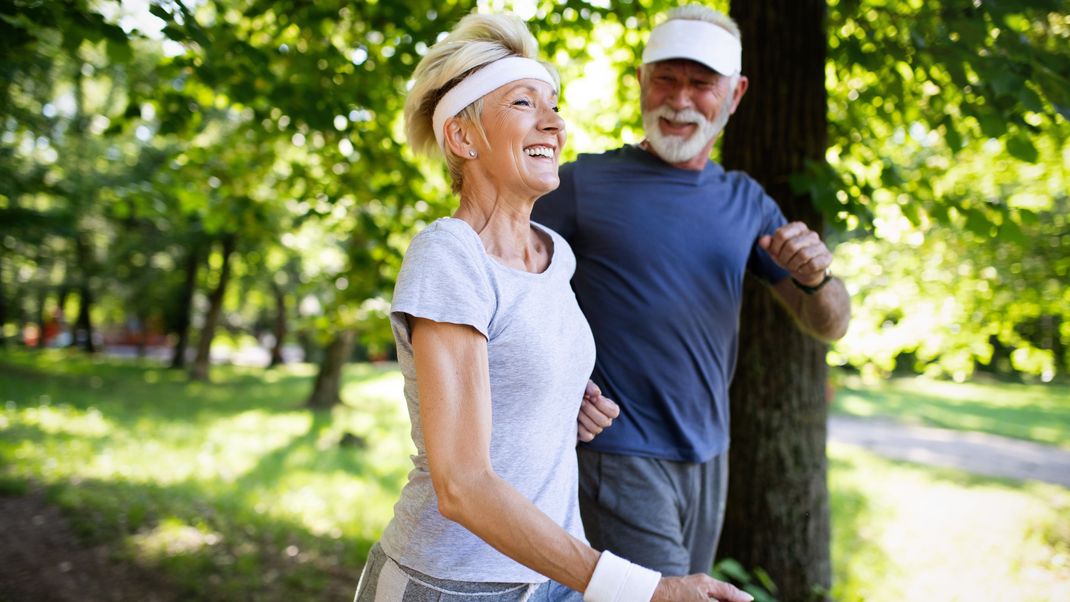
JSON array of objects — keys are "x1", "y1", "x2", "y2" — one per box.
[
  {"x1": 712, "y1": 558, "x2": 779, "y2": 602},
  {"x1": 820, "y1": 0, "x2": 1070, "y2": 379},
  {"x1": 1, "y1": 0, "x2": 1068, "y2": 379}
]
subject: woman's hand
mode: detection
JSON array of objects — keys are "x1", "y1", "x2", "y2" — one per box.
[
  {"x1": 652, "y1": 575, "x2": 753, "y2": 602},
  {"x1": 578, "y1": 380, "x2": 620, "y2": 442}
]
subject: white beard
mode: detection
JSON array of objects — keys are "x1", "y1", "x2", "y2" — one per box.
[{"x1": 641, "y1": 101, "x2": 732, "y2": 164}]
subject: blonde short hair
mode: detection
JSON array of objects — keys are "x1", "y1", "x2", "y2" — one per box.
[{"x1": 404, "y1": 13, "x2": 559, "y2": 193}]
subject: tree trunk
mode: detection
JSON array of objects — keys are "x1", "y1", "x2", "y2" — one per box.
[
  {"x1": 718, "y1": 1, "x2": 831, "y2": 600},
  {"x1": 35, "y1": 286, "x2": 46, "y2": 349},
  {"x1": 70, "y1": 236, "x2": 96, "y2": 353},
  {"x1": 57, "y1": 285, "x2": 69, "y2": 319},
  {"x1": 189, "y1": 235, "x2": 236, "y2": 381},
  {"x1": 0, "y1": 249, "x2": 7, "y2": 348},
  {"x1": 268, "y1": 282, "x2": 287, "y2": 368},
  {"x1": 170, "y1": 243, "x2": 201, "y2": 369},
  {"x1": 74, "y1": 280, "x2": 96, "y2": 353},
  {"x1": 305, "y1": 330, "x2": 355, "y2": 409},
  {"x1": 135, "y1": 311, "x2": 148, "y2": 358}
]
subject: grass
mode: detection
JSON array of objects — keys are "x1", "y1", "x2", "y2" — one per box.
[
  {"x1": 830, "y1": 372, "x2": 1070, "y2": 449},
  {"x1": 0, "y1": 348, "x2": 414, "y2": 600},
  {"x1": 2, "y1": 349, "x2": 1069, "y2": 600},
  {"x1": 829, "y1": 443, "x2": 1070, "y2": 601}
]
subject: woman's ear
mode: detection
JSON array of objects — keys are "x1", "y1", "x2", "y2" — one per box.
[{"x1": 443, "y1": 117, "x2": 476, "y2": 160}]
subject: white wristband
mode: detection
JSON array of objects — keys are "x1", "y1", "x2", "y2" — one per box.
[{"x1": 583, "y1": 551, "x2": 661, "y2": 602}]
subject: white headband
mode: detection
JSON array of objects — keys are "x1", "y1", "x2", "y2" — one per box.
[
  {"x1": 642, "y1": 19, "x2": 742, "y2": 76},
  {"x1": 432, "y1": 56, "x2": 557, "y2": 150}
]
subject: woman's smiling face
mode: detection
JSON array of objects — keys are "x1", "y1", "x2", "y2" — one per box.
[{"x1": 473, "y1": 78, "x2": 566, "y2": 199}]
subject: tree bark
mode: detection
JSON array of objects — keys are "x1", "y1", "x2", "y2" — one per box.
[
  {"x1": 35, "y1": 286, "x2": 47, "y2": 349},
  {"x1": 71, "y1": 236, "x2": 96, "y2": 353},
  {"x1": 305, "y1": 330, "x2": 355, "y2": 409},
  {"x1": 135, "y1": 310, "x2": 148, "y2": 358},
  {"x1": 170, "y1": 242, "x2": 201, "y2": 369},
  {"x1": 718, "y1": 1, "x2": 832, "y2": 600},
  {"x1": 189, "y1": 235, "x2": 236, "y2": 381},
  {"x1": 57, "y1": 285, "x2": 69, "y2": 320},
  {"x1": 268, "y1": 281, "x2": 287, "y2": 368},
  {"x1": 0, "y1": 249, "x2": 7, "y2": 347}
]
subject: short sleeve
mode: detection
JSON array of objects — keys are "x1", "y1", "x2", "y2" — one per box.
[
  {"x1": 531, "y1": 161, "x2": 578, "y2": 241},
  {"x1": 746, "y1": 184, "x2": 791, "y2": 284},
  {"x1": 391, "y1": 226, "x2": 496, "y2": 340}
]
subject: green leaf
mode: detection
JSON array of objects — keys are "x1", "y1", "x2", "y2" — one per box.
[
  {"x1": 753, "y1": 567, "x2": 780, "y2": 594},
  {"x1": 977, "y1": 111, "x2": 1008, "y2": 138},
  {"x1": 942, "y1": 115, "x2": 963, "y2": 152},
  {"x1": 107, "y1": 38, "x2": 132, "y2": 64},
  {"x1": 988, "y1": 68, "x2": 1023, "y2": 98},
  {"x1": 895, "y1": 61, "x2": 914, "y2": 82},
  {"x1": 148, "y1": 4, "x2": 173, "y2": 24},
  {"x1": 1005, "y1": 132, "x2": 1039, "y2": 163},
  {"x1": 900, "y1": 199, "x2": 923, "y2": 227},
  {"x1": 1017, "y1": 84, "x2": 1044, "y2": 113},
  {"x1": 714, "y1": 558, "x2": 750, "y2": 583},
  {"x1": 964, "y1": 207, "x2": 992, "y2": 236},
  {"x1": 998, "y1": 217, "x2": 1028, "y2": 245}
]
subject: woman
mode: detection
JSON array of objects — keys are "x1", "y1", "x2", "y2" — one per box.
[{"x1": 354, "y1": 13, "x2": 752, "y2": 602}]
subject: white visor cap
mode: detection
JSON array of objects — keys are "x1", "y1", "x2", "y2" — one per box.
[
  {"x1": 431, "y1": 56, "x2": 557, "y2": 150},
  {"x1": 641, "y1": 19, "x2": 742, "y2": 76}
]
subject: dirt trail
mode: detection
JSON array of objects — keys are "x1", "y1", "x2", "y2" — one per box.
[
  {"x1": 0, "y1": 490, "x2": 178, "y2": 602},
  {"x1": 829, "y1": 415, "x2": 1070, "y2": 488}
]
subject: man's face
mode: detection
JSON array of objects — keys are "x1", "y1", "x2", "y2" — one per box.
[{"x1": 639, "y1": 59, "x2": 739, "y2": 164}]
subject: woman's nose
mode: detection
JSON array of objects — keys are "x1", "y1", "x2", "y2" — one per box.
[{"x1": 540, "y1": 106, "x2": 565, "y2": 134}]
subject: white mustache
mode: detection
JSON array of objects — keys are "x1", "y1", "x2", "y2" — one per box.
[{"x1": 648, "y1": 106, "x2": 710, "y2": 130}]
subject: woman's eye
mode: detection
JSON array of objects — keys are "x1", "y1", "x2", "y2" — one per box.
[
  {"x1": 513, "y1": 99, "x2": 532, "y2": 107},
  {"x1": 552, "y1": 106, "x2": 560, "y2": 113}
]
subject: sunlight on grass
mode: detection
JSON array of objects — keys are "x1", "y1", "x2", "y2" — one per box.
[
  {"x1": 130, "y1": 516, "x2": 223, "y2": 559},
  {"x1": 0, "y1": 351, "x2": 413, "y2": 599},
  {"x1": 196, "y1": 410, "x2": 314, "y2": 482},
  {"x1": 342, "y1": 368, "x2": 406, "y2": 408},
  {"x1": 7, "y1": 350, "x2": 1068, "y2": 601},
  {"x1": 830, "y1": 443, "x2": 1070, "y2": 601},
  {"x1": 259, "y1": 471, "x2": 400, "y2": 542},
  {"x1": 7, "y1": 402, "x2": 114, "y2": 437},
  {"x1": 832, "y1": 373, "x2": 1070, "y2": 448}
]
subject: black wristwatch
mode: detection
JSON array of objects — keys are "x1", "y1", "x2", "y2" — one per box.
[{"x1": 791, "y1": 269, "x2": 833, "y2": 295}]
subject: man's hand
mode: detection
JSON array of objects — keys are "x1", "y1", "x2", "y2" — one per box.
[
  {"x1": 652, "y1": 575, "x2": 753, "y2": 602},
  {"x1": 577, "y1": 380, "x2": 620, "y2": 442},
  {"x1": 758, "y1": 221, "x2": 832, "y2": 287}
]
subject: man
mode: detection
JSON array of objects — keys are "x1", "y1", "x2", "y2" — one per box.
[{"x1": 537, "y1": 5, "x2": 851, "y2": 576}]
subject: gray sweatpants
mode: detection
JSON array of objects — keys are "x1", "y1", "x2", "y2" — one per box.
[
  {"x1": 354, "y1": 543, "x2": 583, "y2": 602},
  {"x1": 577, "y1": 447, "x2": 729, "y2": 576}
]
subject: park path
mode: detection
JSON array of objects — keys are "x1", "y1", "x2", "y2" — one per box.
[{"x1": 829, "y1": 415, "x2": 1070, "y2": 488}]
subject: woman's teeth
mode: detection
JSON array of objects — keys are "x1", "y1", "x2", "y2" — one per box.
[{"x1": 525, "y1": 146, "x2": 553, "y2": 157}]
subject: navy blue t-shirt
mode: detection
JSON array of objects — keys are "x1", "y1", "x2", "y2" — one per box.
[{"x1": 532, "y1": 145, "x2": 789, "y2": 462}]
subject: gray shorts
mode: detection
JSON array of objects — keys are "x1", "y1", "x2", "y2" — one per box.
[
  {"x1": 577, "y1": 447, "x2": 728, "y2": 576},
  {"x1": 354, "y1": 543, "x2": 583, "y2": 602}
]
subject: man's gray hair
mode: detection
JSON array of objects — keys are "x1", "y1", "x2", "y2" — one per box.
[{"x1": 661, "y1": 4, "x2": 741, "y2": 41}]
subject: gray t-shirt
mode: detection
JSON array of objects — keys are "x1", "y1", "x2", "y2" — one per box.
[{"x1": 380, "y1": 217, "x2": 595, "y2": 583}]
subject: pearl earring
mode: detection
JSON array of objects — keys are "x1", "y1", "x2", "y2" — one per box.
[{"x1": 468, "y1": 149, "x2": 477, "y2": 157}]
